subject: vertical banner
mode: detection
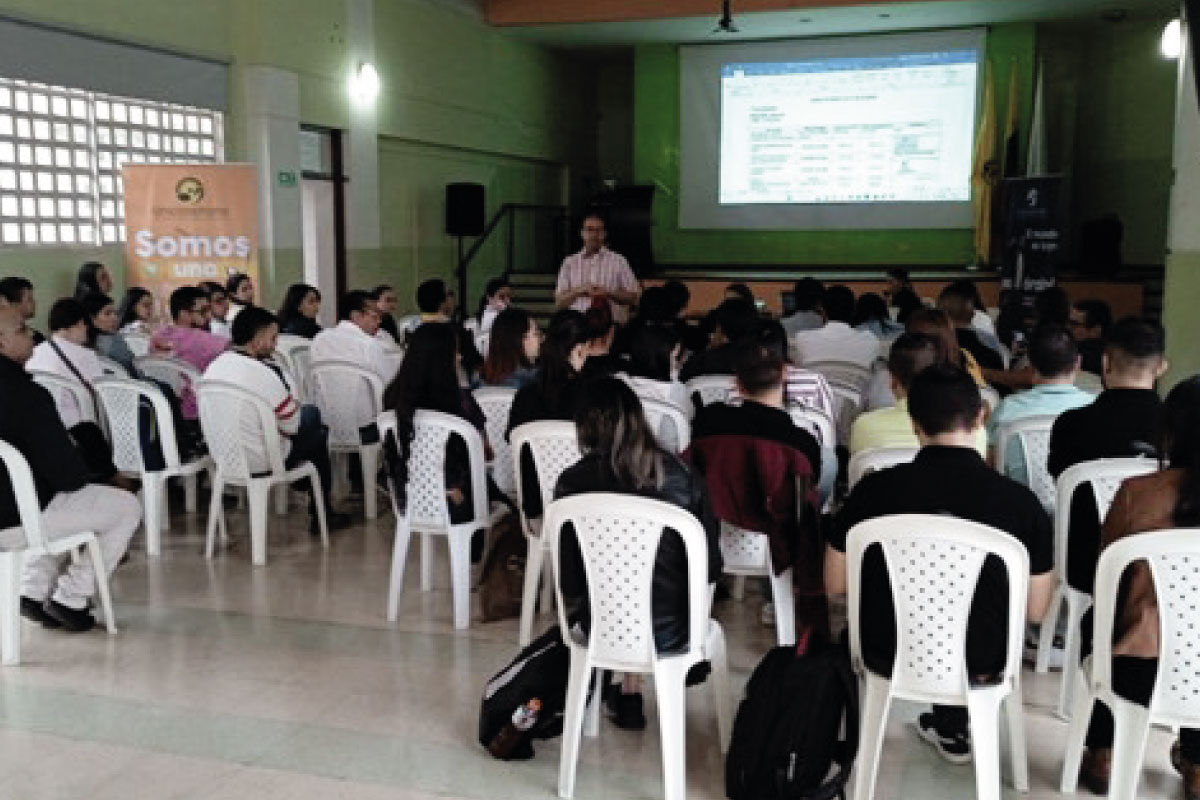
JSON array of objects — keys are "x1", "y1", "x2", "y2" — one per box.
[{"x1": 123, "y1": 163, "x2": 258, "y2": 319}]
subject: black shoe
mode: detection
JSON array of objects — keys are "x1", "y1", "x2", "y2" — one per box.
[
  {"x1": 914, "y1": 712, "x2": 971, "y2": 765},
  {"x1": 312, "y1": 510, "x2": 352, "y2": 535},
  {"x1": 604, "y1": 691, "x2": 647, "y2": 731},
  {"x1": 19, "y1": 596, "x2": 60, "y2": 628},
  {"x1": 42, "y1": 599, "x2": 96, "y2": 632}
]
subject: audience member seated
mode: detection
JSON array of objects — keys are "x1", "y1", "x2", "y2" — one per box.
[
  {"x1": 678, "y1": 298, "x2": 758, "y2": 383},
  {"x1": 383, "y1": 322, "x2": 495, "y2": 549},
  {"x1": 725, "y1": 282, "x2": 755, "y2": 306},
  {"x1": 853, "y1": 292, "x2": 904, "y2": 342},
  {"x1": 730, "y1": 320, "x2": 836, "y2": 422},
  {"x1": 908, "y1": 307, "x2": 987, "y2": 386},
  {"x1": 554, "y1": 378, "x2": 722, "y2": 729},
  {"x1": 477, "y1": 277, "x2": 512, "y2": 334},
  {"x1": 372, "y1": 284, "x2": 400, "y2": 343},
  {"x1": 0, "y1": 305, "x2": 141, "y2": 633},
  {"x1": 26, "y1": 298, "x2": 108, "y2": 428},
  {"x1": 277, "y1": 283, "x2": 323, "y2": 339},
  {"x1": 1074, "y1": 376, "x2": 1200, "y2": 798},
  {"x1": 987, "y1": 323, "x2": 1093, "y2": 486},
  {"x1": 0, "y1": 276, "x2": 44, "y2": 344},
  {"x1": 478, "y1": 307, "x2": 541, "y2": 390},
  {"x1": 956, "y1": 279, "x2": 1001, "y2": 349},
  {"x1": 1048, "y1": 317, "x2": 1167, "y2": 597},
  {"x1": 662, "y1": 279, "x2": 708, "y2": 354},
  {"x1": 618, "y1": 322, "x2": 689, "y2": 411},
  {"x1": 938, "y1": 281, "x2": 1003, "y2": 371},
  {"x1": 791, "y1": 284, "x2": 880, "y2": 370},
  {"x1": 883, "y1": 267, "x2": 912, "y2": 304},
  {"x1": 890, "y1": 287, "x2": 924, "y2": 325},
  {"x1": 225, "y1": 272, "x2": 255, "y2": 322},
  {"x1": 416, "y1": 278, "x2": 453, "y2": 324},
  {"x1": 686, "y1": 337, "x2": 824, "y2": 644},
  {"x1": 204, "y1": 307, "x2": 350, "y2": 534},
  {"x1": 118, "y1": 287, "x2": 155, "y2": 336},
  {"x1": 1069, "y1": 299, "x2": 1113, "y2": 376},
  {"x1": 80, "y1": 292, "x2": 137, "y2": 375},
  {"x1": 73, "y1": 261, "x2": 114, "y2": 301},
  {"x1": 202, "y1": 281, "x2": 232, "y2": 338},
  {"x1": 581, "y1": 299, "x2": 620, "y2": 377},
  {"x1": 152, "y1": 287, "x2": 230, "y2": 420},
  {"x1": 851, "y1": 332, "x2": 986, "y2": 457},
  {"x1": 825, "y1": 365, "x2": 1054, "y2": 763},
  {"x1": 781, "y1": 277, "x2": 825, "y2": 336}
]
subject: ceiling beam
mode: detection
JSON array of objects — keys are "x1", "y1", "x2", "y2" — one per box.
[{"x1": 485, "y1": 0, "x2": 959, "y2": 27}]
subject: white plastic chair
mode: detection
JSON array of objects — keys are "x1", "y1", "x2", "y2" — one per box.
[
  {"x1": 684, "y1": 375, "x2": 736, "y2": 411},
  {"x1": 789, "y1": 405, "x2": 836, "y2": 449},
  {"x1": 197, "y1": 380, "x2": 329, "y2": 566},
  {"x1": 847, "y1": 446, "x2": 919, "y2": 490},
  {"x1": 1059, "y1": 528, "x2": 1200, "y2": 799},
  {"x1": 96, "y1": 355, "x2": 127, "y2": 376},
  {"x1": 544, "y1": 493, "x2": 732, "y2": 800},
  {"x1": 472, "y1": 386, "x2": 517, "y2": 500},
  {"x1": 123, "y1": 333, "x2": 150, "y2": 357},
  {"x1": 1037, "y1": 457, "x2": 1158, "y2": 719},
  {"x1": 0, "y1": 440, "x2": 117, "y2": 665},
  {"x1": 807, "y1": 360, "x2": 871, "y2": 443},
  {"x1": 510, "y1": 420, "x2": 582, "y2": 646},
  {"x1": 309, "y1": 360, "x2": 384, "y2": 520},
  {"x1": 135, "y1": 355, "x2": 201, "y2": 404},
  {"x1": 276, "y1": 334, "x2": 313, "y2": 402},
  {"x1": 94, "y1": 376, "x2": 215, "y2": 556},
  {"x1": 846, "y1": 514, "x2": 1030, "y2": 800},
  {"x1": 642, "y1": 397, "x2": 690, "y2": 454},
  {"x1": 475, "y1": 331, "x2": 490, "y2": 358},
  {"x1": 28, "y1": 370, "x2": 105, "y2": 435},
  {"x1": 719, "y1": 521, "x2": 795, "y2": 647},
  {"x1": 995, "y1": 414, "x2": 1058, "y2": 510},
  {"x1": 381, "y1": 409, "x2": 488, "y2": 629}
]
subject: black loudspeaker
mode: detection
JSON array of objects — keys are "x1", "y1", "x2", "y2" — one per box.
[{"x1": 445, "y1": 183, "x2": 485, "y2": 237}]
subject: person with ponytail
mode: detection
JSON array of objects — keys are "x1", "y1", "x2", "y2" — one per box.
[
  {"x1": 553, "y1": 377, "x2": 721, "y2": 729},
  {"x1": 1075, "y1": 375, "x2": 1200, "y2": 797}
]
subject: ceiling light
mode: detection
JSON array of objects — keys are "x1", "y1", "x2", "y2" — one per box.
[
  {"x1": 351, "y1": 62, "x2": 380, "y2": 104},
  {"x1": 1162, "y1": 18, "x2": 1182, "y2": 59}
]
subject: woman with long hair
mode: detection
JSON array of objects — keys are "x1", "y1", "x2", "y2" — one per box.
[
  {"x1": 906, "y1": 308, "x2": 986, "y2": 385},
  {"x1": 81, "y1": 292, "x2": 135, "y2": 374},
  {"x1": 1075, "y1": 376, "x2": 1200, "y2": 796},
  {"x1": 619, "y1": 322, "x2": 688, "y2": 412},
  {"x1": 74, "y1": 261, "x2": 114, "y2": 300},
  {"x1": 507, "y1": 309, "x2": 590, "y2": 435},
  {"x1": 853, "y1": 292, "x2": 903, "y2": 340},
  {"x1": 118, "y1": 287, "x2": 155, "y2": 333},
  {"x1": 225, "y1": 273, "x2": 254, "y2": 322},
  {"x1": 479, "y1": 307, "x2": 540, "y2": 389},
  {"x1": 277, "y1": 283, "x2": 322, "y2": 339},
  {"x1": 553, "y1": 377, "x2": 721, "y2": 729}
]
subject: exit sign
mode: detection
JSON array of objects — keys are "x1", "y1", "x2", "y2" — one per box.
[{"x1": 277, "y1": 170, "x2": 297, "y2": 187}]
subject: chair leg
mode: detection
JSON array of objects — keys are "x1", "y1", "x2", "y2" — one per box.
[
  {"x1": 420, "y1": 533, "x2": 433, "y2": 592},
  {"x1": 159, "y1": 481, "x2": 169, "y2": 532},
  {"x1": 584, "y1": 669, "x2": 602, "y2": 737},
  {"x1": 519, "y1": 534, "x2": 545, "y2": 647},
  {"x1": 307, "y1": 467, "x2": 329, "y2": 548},
  {"x1": 273, "y1": 484, "x2": 289, "y2": 516},
  {"x1": 965, "y1": 688, "x2": 1006, "y2": 800},
  {"x1": 558, "y1": 652, "x2": 593, "y2": 800},
  {"x1": 387, "y1": 519, "x2": 414, "y2": 622},
  {"x1": 853, "y1": 675, "x2": 892, "y2": 800},
  {"x1": 730, "y1": 575, "x2": 746, "y2": 601},
  {"x1": 1004, "y1": 679, "x2": 1030, "y2": 792},
  {"x1": 654, "y1": 668, "x2": 689, "y2": 800},
  {"x1": 204, "y1": 476, "x2": 224, "y2": 559},
  {"x1": 0, "y1": 552, "x2": 21, "y2": 666},
  {"x1": 1035, "y1": 584, "x2": 1063, "y2": 673},
  {"x1": 768, "y1": 568, "x2": 795, "y2": 647},
  {"x1": 1059, "y1": 665, "x2": 1094, "y2": 793},
  {"x1": 448, "y1": 530, "x2": 471, "y2": 630},
  {"x1": 248, "y1": 482, "x2": 270, "y2": 567},
  {"x1": 84, "y1": 537, "x2": 117, "y2": 635},
  {"x1": 1108, "y1": 697, "x2": 1152, "y2": 800},
  {"x1": 539, "y1": 546, "x2": 555, "y2": 616},
  {"x1": 183, "y1": 472, "x2": 198, "y2": 513},
  {"x1": 707, "y1": 622, "x2": 733, "y2": 752},
  {"x1": 1057, "y1": 592, "x2": 1091, "y2": 719},
  {"x1": 362, "y1": 446, "x2": 379, "y2": 520},
  {"x1": 143, "y1": 474, "x2": 163, "y2": 557}
]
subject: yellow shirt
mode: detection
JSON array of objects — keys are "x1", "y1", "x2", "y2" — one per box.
[{"x1": 849, "y1": 398, "x2": 988, "y2": 457}]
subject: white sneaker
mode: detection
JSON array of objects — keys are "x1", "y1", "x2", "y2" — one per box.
[{"x1": 760, "y1": 601, "x2": 775, "y2": 627}]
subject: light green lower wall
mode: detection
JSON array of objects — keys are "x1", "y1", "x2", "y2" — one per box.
[
  {"x1": 0, "y1": 245, "x2": 122, "y2": 328},
  {"x1": 1162, "y1": 249, "x2": 1200, "y2": 391}
]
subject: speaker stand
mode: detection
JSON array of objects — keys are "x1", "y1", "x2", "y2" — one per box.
[{"x1": 455, "y1": 235, "x2": 467, "y2": 323}]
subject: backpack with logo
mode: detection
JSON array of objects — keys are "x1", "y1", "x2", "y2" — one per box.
[
  {"x1": 479, "y1": 625, "x2": 573, "y2": 760},
  {"x1": 725, "y1": 638, "x2": 859, "y2": 800}
]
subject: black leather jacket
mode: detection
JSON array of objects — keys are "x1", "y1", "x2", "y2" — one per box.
[{"x1": 553, "y1": 452, "x2": 722, "y2": 653}]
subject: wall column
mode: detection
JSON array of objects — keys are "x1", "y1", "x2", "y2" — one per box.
[{"x1": 346, "y1": 0, "x2": 383, "y2": 287}]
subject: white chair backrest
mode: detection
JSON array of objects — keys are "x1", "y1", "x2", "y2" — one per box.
[
  {"x1": 846, "y1": 514, "x2": 1029, "y2": 697},
  {"x1": 510, "y1": 421, "x2": 582, "y2": 522},
  {"x1": 475, "y1": 332, "x2": 490, "y2": 358},
  {"x1": 789, "y1": 405, "x2": 836, "y2": 449},
  {"x1": 29, "y1": 370, "x2": 100, "y2": 429},
  {"x1": 309, "y1": 360, "x2": 385, "y2": 449},
  {"x1": 135, "y1": 355, "x2": 201, "y2": 399},
  {"x1": 847, "y1": 446, "x2": 920, "y2": 490},
  {"x1": 472, "y1": 386, "x2": 517, "y2": 498},
  {"x1": 0, "y1": 439, "x2": 48, "y2": 551},
  {"x1": 1091, "y1": 529, "x2": 1200, "y2": 726},
  {"x1": 94, "y1": 376, "x2": 182, "y2": 472},
  {"x1": 123, "y1": 333, "x2": 150, "y2": 357},
  {"x1": 995, "y1": 414, "x2": 1058, "y2": 509},
  {"x1": 276, "y1": 334, "x2": 313, "y2": 400},
  {"x1": 377, "y1": 409, "x2": 488, "y2": 530},
  {"x1": 96, "y1": 355, "x2": 126, "y2": 376},
  {"x1": 685, "y1": 375, "x2": 737, "y2": 409},
  {"x1": 719, "y1": 521, "x2": 772, "y2": 573},
  {"x1": 197, "y1": 379, "x2": 287, "y2": 482},
  {"x1": 1053, "y1": 457, "x2": 1158, "y2": 583},
  {"x1": 642, "y1": 397, "x2": 690, "y2": 454},
  {"x1": 544, "y1": 493, "x2": 710, "y2": 666}
]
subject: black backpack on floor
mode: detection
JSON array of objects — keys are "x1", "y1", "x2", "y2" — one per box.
[
  {"x1": 725, "y1": 639, "x2": 859, "y2": 800},
  {"x1": 478, "y1": 625, "x2": 572, "y2": 760}
]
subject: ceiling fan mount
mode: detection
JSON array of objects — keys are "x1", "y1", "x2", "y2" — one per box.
[{"x1": 714, "y1": 0, "x2": 738, "y2": 33}]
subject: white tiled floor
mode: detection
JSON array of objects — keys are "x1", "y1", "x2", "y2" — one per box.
[{"x1": 0, "y1": 498, "x2": 1187, "y2": 799}]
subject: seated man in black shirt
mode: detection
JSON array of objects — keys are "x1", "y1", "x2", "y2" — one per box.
[
  {"x1": 1068, "y1": 300, "x2": 1113, "y2": 377},
  {"x1": 825, "y1": 365, "x2": 1054, "y2": 763},
  {"x1": 1048, "y1": 317, "x2": 1167, "y2": 596},
  {"x1": 677, "y1": 298, "x2": 758, "y2": 384}
]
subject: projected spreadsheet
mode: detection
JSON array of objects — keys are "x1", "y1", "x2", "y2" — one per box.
[{"x1": 719, "y1": 52, "x2": 978, "y2": 205}]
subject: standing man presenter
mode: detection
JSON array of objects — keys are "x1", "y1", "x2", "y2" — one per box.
[{"x1": 555, "y1": 213, "x2": 639, "y2": 323}]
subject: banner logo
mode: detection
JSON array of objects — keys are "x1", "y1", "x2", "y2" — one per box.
[{"x1": 175, "y1": 177, "x2": 205, "y2": 204}]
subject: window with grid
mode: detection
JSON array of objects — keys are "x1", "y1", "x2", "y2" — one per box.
[{"x1": 0, "y1": 77, "x2": 223, "y2": 247}]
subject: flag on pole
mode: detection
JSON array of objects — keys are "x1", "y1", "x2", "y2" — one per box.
[
  {"x1": 971, "y1": 60, "x2": 998, "y2": 266},
  {"x1": 1027, "y1": 59, "x2": 1047, "y2": 175},
  {"x1": 1002, "y1": 60, "x2": 1021, "y2": 178}
]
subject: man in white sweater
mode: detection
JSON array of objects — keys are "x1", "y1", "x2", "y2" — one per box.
[{"x1": 205, "y1": 306, "x2": 350, "y2": 534}]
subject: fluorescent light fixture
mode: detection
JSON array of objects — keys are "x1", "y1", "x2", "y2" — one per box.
[
  {"x1": 351, "y1": 61, "x2": 380, "y2": 103},
  {"x1": 1162, "y1": 18, "x2": 1182, "y2": 60}
]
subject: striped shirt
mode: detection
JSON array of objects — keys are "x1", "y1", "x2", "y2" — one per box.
[
  {"x1": 556, "y1": 246, "x2": 637, "y2": 322},
  {"x1": 729, "y1": 365, "x2": 837, "y2": 422}
]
